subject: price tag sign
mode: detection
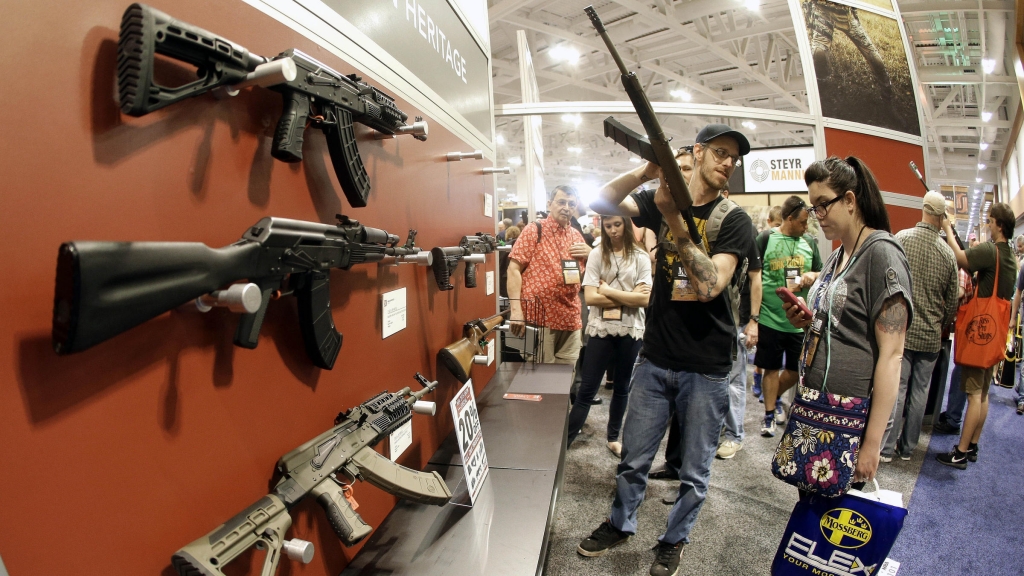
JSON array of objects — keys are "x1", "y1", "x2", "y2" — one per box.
[{"x1": 450, "y1": 379, "x2": 488, "y2": 504}]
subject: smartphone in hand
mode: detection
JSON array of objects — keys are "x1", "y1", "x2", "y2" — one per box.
[{"x1": 776, "y1": 286, "x2": 812, "y2": 319}]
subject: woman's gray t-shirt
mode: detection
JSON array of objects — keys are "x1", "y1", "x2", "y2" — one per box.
[{"x1": 801, "y1": 231, "x2": 914, "y2": 398}]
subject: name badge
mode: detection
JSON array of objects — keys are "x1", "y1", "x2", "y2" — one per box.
[
  {"x1": 786, "y1": 267, "x2": 802, "y2": 292},
  {"x1": 671, "y1": 260, "x2": 698, "y2": 302},
  {"x1": 801, "y1": 312, "x2": 826, "y2": 370},
  {"x1": 561, "y1": 259, "x2": 581, "y2": 285},
  {"x1": 601, "y1": 306, "x2": 623, "y2": 320}
]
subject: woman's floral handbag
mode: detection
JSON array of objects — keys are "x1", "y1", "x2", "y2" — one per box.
[{"x1": 771, "y1": 385, "x2": 870, "y2": 497}]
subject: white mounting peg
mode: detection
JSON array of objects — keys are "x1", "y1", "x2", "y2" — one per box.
[
  {"x1": 473, "y1": 355, "x2": 489, "y2": 365},
  {"x1": 481, "y1": 167, "x2": 511, "y2": 174},
  {"x1": 216, "y1": 58, "x2": 298, "y2": 98},
  {"x1": 446, "y1": 150, "x2": 484, "y2": 161},
  {"x1": 377, "y1": 119, "x2": 429, "y2": 139},
  {"x1": 413, "y1": 401, "x2": 436, "y2": 415},
  {"x1": 496, "y1": 245, "x2": 513, "y2": 252},
  {"x1": 379, "y1": 252, "x2": 433, "y2": 267},
  {"x1": 282, "y1": 539, "x2": 315, "y2": 564},
  {"x1": 195, "y1": 283, "x2": 263, "y2": 314},
  {"x1": 463, "y1": 253, "x2": 486, "y2": 264}
]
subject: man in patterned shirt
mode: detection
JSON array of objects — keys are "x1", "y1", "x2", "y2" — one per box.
[
  {"x1": 507, "y1": 185, "x2": 591, "y2": 364},
  {"x1": 880, "y1": 191, "x2": 958, "y2": 461}
]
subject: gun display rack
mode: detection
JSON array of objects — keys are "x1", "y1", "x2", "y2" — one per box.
[{"x1": 498, "y1": 297, "x2": 544, "y2": 365}]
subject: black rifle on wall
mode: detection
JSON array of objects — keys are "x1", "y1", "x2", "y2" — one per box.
[
  {"x1": 52, "y1": 216, "x2": 422, "y2": 369},
  {"x1": 584, "y1": 5, "x2": 702, "y2": 246},
  {"x1": 117, "y1": 3, "x2": 427, "y2": 208},
  {"x1": 430, "y1": 234, "x2": 498, "y2": 291}
]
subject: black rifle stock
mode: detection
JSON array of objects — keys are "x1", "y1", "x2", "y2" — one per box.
[
  {"x1": 438, "y1": 311, "x2": 509, "y2": 383},
  {"x1": 117, "y1": 3, "x2": 425, "y2": 207},
  {"x1": 429, "y1": 234, "x2": 498, "y2": 291},
  {"x1": 584, "y1": 5, "x2": 702, "y2": 247},
  {"x1": 171, "y1": 373, "x2": 451, "y2": 576},
  {"x1": 52, "y1": 216, "x2": 422, "y2": 369}
]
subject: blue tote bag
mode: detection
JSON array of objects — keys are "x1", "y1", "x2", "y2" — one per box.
[{"x1": 771, "y1": 481, "x2": 908, "y2": 576}]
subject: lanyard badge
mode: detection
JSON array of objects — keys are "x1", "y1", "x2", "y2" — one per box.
[
  {"x1": 670, "y1": 260, "x2": 698, "y2": 301},
  {"x1": 561, "y1": 259, "x2": 581, "y2": 285}
]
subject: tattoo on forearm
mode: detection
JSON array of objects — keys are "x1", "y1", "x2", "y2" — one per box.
[
  {"x1": 876, "y1": 296, "x2": 908, "y2": 334},
  {"x1": 678, "y1": 240, "x2": 718, "y2": 299}
]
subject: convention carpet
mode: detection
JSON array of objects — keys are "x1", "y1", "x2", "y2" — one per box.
[
  {"x1": 543, "y1": 367, "x2": 926, "y2": 576},
  {"x1": 887, "y1": 384, "x2": 1024, "y2": 576}
]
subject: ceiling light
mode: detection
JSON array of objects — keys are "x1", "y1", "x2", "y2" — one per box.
[
  {"x1": 745, "y1": 0, "x2": 760, "y2": 10},
  {"x1": 982, "y1": 111, "x2": 993, "y2": 122},
  {"x1": 978, "y1": 163, "x2": 986, "y2": 169},
  {"x1": 982, "y1": 58, "x2": 996, "y2": 74},
  {"x1": 980, "y1": 141, "x2": 989, "y2": 150},
  {"x1": 741, "y1": 121, "x2": 757, "y2": 130},
  {"x1": 570, "y1": 165, "x2": 582, "y2": 171},
  {"x1": 561, "y1": 114, "x2": 582, "y2": 126},
  {"x1": 976, "y1": 177, "x2": 983, "y2": 182},
  {"x1": 567, "y1": 146, "x2": 582, "y2": 153},
  {"x1": 495, "y1": 133, "x2": 505, "y2": 146},
  {"x1": 497, "y1": 187, "x2": 506, "y2": 192},
  {"x1": 629, "y1": 157, "x2": 642, "y2": 163},
  {"x1": 670, "y1": 89, "x2": 692, "y2": 101},
  {"x1": 508, "y1": 156, "x2": 522, "y2": 166},
  {"x1": 549, "y1": 45, "x2": 580, "y2": 65}
]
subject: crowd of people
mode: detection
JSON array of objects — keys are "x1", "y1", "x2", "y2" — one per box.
[{"x1": 500, "y1": 122, "x2": 1019, "y2": 576}]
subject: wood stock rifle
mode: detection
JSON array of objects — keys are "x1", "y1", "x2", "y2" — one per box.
[{"x1": 438, "y1": 311, "x2": 510, "y2": 383}]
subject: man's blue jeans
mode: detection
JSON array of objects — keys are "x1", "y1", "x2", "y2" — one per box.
[
  {"x1": 609, "y1": 356, "x2": 729, "y2": 545},
  {"x1": 882, "y1": 349, "x2": 938, "y2": 456},
  {"x1": 723, "y1": 329, "x2": 748, "y2": 443},
  {"x1": 938, "y1": 363, "x2": 967, "y2": 427}
]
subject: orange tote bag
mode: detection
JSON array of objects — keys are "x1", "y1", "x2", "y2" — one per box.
[{"x1": 954, "y1": 252, "x2": 1011, "y2": 369}]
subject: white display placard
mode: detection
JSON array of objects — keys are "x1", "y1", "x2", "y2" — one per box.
[
  {"x1": 484, "y1": 192, "x2": 493, "y2": 217},
  {"x1": 389, "y1": 420, "x2": 412, "y2": 461},
  {"x1": 743, "y1": 146, "x2": 816, "y2": 193},
  {"x1": 381, "y1": 288, "x2": 407, "y2": 339},
  {"x1": 450, "y1": 379, "x2": 488, "y2": 504},
  {"x1": 485, "y1": 270, "x2": 494, "y2": 295}
]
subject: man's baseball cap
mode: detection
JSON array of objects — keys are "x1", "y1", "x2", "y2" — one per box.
[
  {"x1": 922, "y1": 190, "x2": 948, "y2": 217},
  {"x1": 696, "y1": 124, "x2": 751, "y2": 156}
]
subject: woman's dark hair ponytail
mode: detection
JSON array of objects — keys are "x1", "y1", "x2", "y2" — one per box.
[
  {"x1": 804, "y1": 155, "x2": 890, "y2": 233},
  {"x1": 844, "y1": 157, "x2": 890, "y2": 233}
]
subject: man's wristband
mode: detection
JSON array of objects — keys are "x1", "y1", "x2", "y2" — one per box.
[{"x1": 749, "y1": 314, "x2": 760, "y2": 323}]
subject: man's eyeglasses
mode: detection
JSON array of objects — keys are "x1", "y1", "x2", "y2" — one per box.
[
  {"x1": 553, "y1": 199, "x2": 578, "y2": 209},
  {"x1": 806, "y1": 194, "x2": 845, "y2": 219},
  {"x1": 705, "y1": 146, "x2": 742, "y2": 165}
]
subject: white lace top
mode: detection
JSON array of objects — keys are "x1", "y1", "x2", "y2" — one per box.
[{"x1": 582, "y1": 245, "x2": 652, "y2": 340}]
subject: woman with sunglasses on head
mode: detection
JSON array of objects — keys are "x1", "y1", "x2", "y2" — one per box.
[
  {"x1": 781, "y1": 156, "x2": 912, "y2": 489},
  {"x1": 566, "y1": 215, "x2": 653, "y2": 456}
]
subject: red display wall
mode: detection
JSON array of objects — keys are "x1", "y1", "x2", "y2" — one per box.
[
  {"x1": 0, "y1": 2, "x2": 496, "y2": 575},
  {"x1": 824, "y1": 128, "x2": 926, "y2": 234}
]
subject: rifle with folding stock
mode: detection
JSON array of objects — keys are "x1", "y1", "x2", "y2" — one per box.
[
  {"x1": 117, "y1": 3, "x2": 427, "y2": 207},
  {"x1": 171, "y1": 373, "x2": 451, "y2": 576}
]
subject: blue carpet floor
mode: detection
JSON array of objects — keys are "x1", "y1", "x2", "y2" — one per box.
[{"x1": 889, "y1": 385, "x2": 1024, "y2": 576}]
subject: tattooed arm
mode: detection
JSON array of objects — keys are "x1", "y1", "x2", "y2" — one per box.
[
  {"x1": 654, "y1": 181, "x2": 737, "y2": 302},
  {"x1": 856, "y1": 293, "x2": 909, "y2": 482}
]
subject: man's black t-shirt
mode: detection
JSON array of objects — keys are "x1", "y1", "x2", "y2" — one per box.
[
  {"x1": 739, "y1": 224, "x2": 763, "y2": 325},
  {"x1": 631, "y1": 190, "x2": 755, "y2": 374}
]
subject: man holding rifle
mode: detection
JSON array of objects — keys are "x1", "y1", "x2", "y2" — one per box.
[{"x1": 581, "y1": 125, "x2": 752, "y2": 576}]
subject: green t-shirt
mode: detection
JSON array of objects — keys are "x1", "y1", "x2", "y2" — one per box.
[
  {"x1": 965, "y1": 241, "x2": 1017, "y2": 300},
  {"x1": 758, "y1": 229, "x2": 823, "y2": 333}
]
